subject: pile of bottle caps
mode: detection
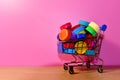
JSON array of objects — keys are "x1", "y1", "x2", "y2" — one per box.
[{"x1": 57, "y1": 20, "x2": 107, "y2": 56}]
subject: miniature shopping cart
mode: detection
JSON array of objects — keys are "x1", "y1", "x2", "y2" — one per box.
[{"x1": 57, "y1": 21, "x2": 107, "y2": 74}]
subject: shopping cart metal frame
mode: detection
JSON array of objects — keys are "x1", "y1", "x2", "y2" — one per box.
[{"x1": 58, "y1": 30, "x2": 105, "y2": 74}]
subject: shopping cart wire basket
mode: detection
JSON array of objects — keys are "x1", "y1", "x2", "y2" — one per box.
[{"x1": 57, "y1": 20, "x2": 107, "y2": 74}]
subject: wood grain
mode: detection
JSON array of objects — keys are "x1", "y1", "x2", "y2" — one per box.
[{"x1": 0, "y1": 66, "x2": 119, "y2": 80}]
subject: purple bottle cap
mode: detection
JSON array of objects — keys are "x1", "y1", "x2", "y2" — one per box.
[{"x1": 71, "y1": 33, "x2": 76, "y2": 40}]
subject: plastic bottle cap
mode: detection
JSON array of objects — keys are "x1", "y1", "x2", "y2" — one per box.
[
  {"x1": 71, "y1": 24, "x2": 80, "y2": 31},
  {"x1": 63, "y1": 48, "x2": 75, "y2": 54},
  {"x1": 86, "y1": 50, "x2": 95, "y2": 56},
  {"x1": 73, "y1": 26, "x2": 85, "y2": 34},
  {"x1": 57, "y1": 42, "x2": 63, "y2": 53},
  {"x1": 59, "y1": 29, "x2": 71, "y2": 41},
  {"x1": 78, "y1": 30, "x2": 86, "y2": 34},
  {"x1": 86, "y1": 34, "x2": 92, "y2": 38},
  {"x1": 86, "y1": 26, "x2": 96, "y2": 37},
  {"x1": 63, "y1": 43, "x2": 75, "y2": 48},
  {"x1": 100, "y1": 24, "x2": 107, "y2": 31},
  {"x1": 75, "y1": 41, "x2": 87, "y2": 54},
  {"x1": 76, "y1": 34, "x2": 86, "y2": 39},
  {"x1": 71, "y1": 33, "x2": 76, "y2": 40},
  {"x1": 79, "y1": 20, "x2": 90, "y2": 26},
  {"x1": 60, "y1": 22, "x2": 72, "y2": 30},
  {"x1": 57, "y1": 34, "x2": 61, "y2": 41},
  {"x1": 89, "y1": 22, "x2": 100, "y2": 33}
]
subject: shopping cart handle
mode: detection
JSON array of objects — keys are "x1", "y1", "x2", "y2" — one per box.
[{"x1": 100, "y1": 24, "x2": 107, "y2": 31}]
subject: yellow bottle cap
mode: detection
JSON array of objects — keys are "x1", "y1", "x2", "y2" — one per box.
[{"x1": 75, "y1": 41, "x2": 87, "y2": 54}]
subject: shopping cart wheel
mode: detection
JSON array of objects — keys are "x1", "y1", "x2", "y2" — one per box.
[
  {"x1": 86, "y1": 62, "x2": 90, "y2": 69},
  {"x1": 98, "y1": 65, "x2": 103, "y2": 73},
  {"x1": 63, "y1": 63, "x2": 68, "y2": 70},
  {"x1": 69, "y1": 66, "x2": 74, "y2": 74}
]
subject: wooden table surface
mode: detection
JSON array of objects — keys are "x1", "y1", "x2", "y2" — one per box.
[{"x1": 0, "y1": 66, "x2": 119, "y2": 80}]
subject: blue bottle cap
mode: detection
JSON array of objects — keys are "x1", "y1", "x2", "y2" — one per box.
[
  {"x1": 76, "y1": 34, "x2": 86, "y2": 39},
  {"x1": 100, "y1": 24, "x2": 107, "y2": 31},
  {"x1": 73, "y1": 26, "x2": 85, "y2": 34},
  {"x1": 79, "y1": 20, "x2": 90, "y2": 26},
  {"x1": 86, "y1": 50, "x2": 95, "y2": 56}
]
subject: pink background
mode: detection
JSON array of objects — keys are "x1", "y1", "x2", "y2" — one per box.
[{"x1": 0, "y1": 0, "x2": 119, "y2": 66}]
